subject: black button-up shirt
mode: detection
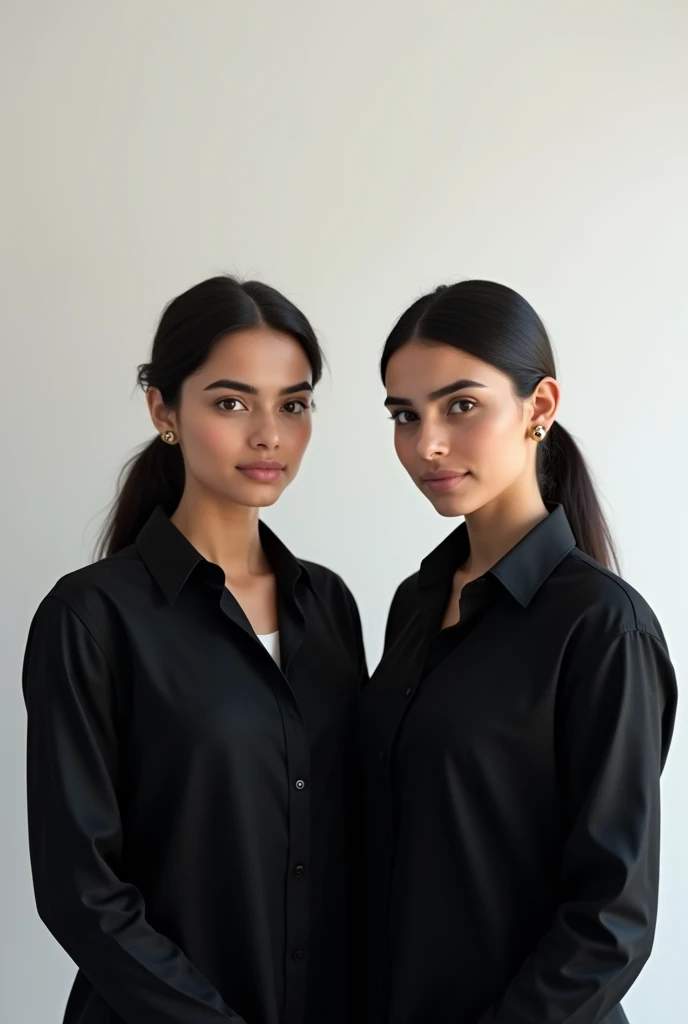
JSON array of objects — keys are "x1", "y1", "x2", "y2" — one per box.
[
  {"x1": 23, "y1": 508, "x2": 367, "y2": 1024},
  {"x1": 361, "y1": 506, "x2": 677, "y2": 1024}
]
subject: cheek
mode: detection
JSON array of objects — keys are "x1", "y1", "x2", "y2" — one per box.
[
  {"x1": 183, "y1": 415, "x2": 242, "y2": 462},
  {"x1": 393, "y1": 429, "x2": 415, "y2": 470},
  {"x1": 458, "y1": 409, "x2": 524, "y2": 468},
  {"x1": 284, "y1": 416, "x2": 312, "y2": 457},
  {"x1": 459, "y1": 417, "x2": 504, "y2": 452}
]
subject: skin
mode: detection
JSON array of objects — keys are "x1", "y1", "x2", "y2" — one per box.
[
  {"x1": 147, "y1": 325, "x2": 314, "y2": 634},
  {"x1": 384, "y1": 337, "x2": 559, "y2": 627}
]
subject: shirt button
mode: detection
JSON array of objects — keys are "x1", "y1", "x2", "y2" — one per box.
[
  {"x1": 293, "y1": 949, "x2": 305, "y2": 961},
  {"x1": 294, "y1": 864, "x2": 305, "y2": 877},
  {"x1": 405, "y1": 687, "x2": 413, "y2": 698},
  {"x1": 378, "y1": 752, "x2": 387, "y2": 764},
  {"x1": 295, "y1": 779, "x2": 306, "y2": 790}
]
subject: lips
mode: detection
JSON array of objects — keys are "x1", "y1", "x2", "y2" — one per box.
[
  {"x1": 421, "y1": 470, "x2": 469, "y2": 494},
  {"x1": 237, "y1": 461, "x2": 285, "y2": 483}
]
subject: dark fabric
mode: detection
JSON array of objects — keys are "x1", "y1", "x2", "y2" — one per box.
[
  {"x1": 23, "y1": 507, "x2": 367, "y2": 1024},
  {"x1": 361, "y1": 505, "x2": 677, "y2": 1024}
]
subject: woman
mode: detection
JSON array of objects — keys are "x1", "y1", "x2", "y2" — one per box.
[
  {"x1": 361, "y1": 280, "x2": 677, "y2": 1024},
  {"x1": 23, "y1": 276, "x2": 367, "y2": 1024}
]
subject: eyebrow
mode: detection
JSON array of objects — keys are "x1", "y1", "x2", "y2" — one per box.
[
  {"x1": 203, "y1": 379, "x2": 313, "y2": 396},
  {"x1": 384, "y1": 378, "x2": 487, "y2": 407}
]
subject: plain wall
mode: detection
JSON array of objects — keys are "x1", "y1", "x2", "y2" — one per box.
[{"x1": 1, "y1": 1, "x2": 686, "y2": 1020}]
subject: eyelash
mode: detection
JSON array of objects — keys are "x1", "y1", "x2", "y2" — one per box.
[
  {"x1": 389, "y1": 398, "x2": 477, "y2": 424},
  {"x1": 388, "y1": 410, "x2": 418, "y2": 425},
  {"x1": 215, "y1": 398, "x2": 312, "y2": 415},
  {"x1": 283, "y1": 399, "x2": 312, "y2": 415}
]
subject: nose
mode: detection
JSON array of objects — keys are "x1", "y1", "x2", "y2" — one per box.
[
  {"x1": 248, "y1": 409, "x2": 280, "y2": 451},
  {"x1": 416, "y1": 416, "x2": 450, "y2": 461}
]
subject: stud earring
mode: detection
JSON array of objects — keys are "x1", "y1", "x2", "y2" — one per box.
[
  {"x1": 532, "y1": 425, "x2": 547, "y2": 442},
  {"x1": 161, "y1": 430, "x2": 177, "y2": 444}
]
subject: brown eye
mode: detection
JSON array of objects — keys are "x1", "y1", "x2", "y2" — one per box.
[
  {"x1": 449, "y1": 399, "x2": 476, "y2": 414},
  {"x1": 282, "y1": 400, "x2": 310, "y2": 415},
  {"x1": 216, "y1": 398, "x2": 248, "y2": 412},
  {"x1": 390, "y1": 410, "x2": 418, "y2": 425}
]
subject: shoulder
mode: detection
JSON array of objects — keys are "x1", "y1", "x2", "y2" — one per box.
[
  {"x1": 383, "y1": 571, "x2": 420, "y2": 649},
  {"x1": 300, "y1": 561, "x2": 365, "y2": 655},
  {"x1": 301, "y1": 560, "x2": 358, "y2": 611},
  {"x1": 553, "y1": 553, "x2": 678, "y2": 762},
  {"x1": 558, "y1": 549, "x2": 666, "y2": 646},
  {"x1": 389, "y1": 571, "x2": 420, "y2": 609},
  {"x1": 23, "y1": 558, "x2": 143, "y2": 702},
  {"x1": 551, "y1": 552, "x2": 676, "y2": 729},
  {"x1": 37, "y1": 544, "x2": 149, "y2": 637}
]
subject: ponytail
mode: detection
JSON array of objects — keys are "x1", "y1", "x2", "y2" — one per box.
[
  {"x1": 539, "y1": 421, "x2": 617, "y2": 571},
  {"x1": 97, "y1": 437, "x2": 184, "y2": 558}
]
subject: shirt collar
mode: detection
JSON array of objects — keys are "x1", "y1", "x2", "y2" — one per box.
[
  {"x1": 419, "y1": 504, "x2": 576, "y2": 608},
  {"x1": 136, "y1": 506, "x2": 310, "y2": 605}
]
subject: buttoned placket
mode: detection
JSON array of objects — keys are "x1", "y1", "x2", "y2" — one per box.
[
  {"x1": 372, "y1": 574, "x2": 495, "y2": 1016},
  {"x1": 218, "y1": 573, "x2": 312, "y2": 1024}
]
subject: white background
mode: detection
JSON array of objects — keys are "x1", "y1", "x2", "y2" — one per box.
[{"x1": 1, "y1": 2, "x2": 686, "y2": 1021}]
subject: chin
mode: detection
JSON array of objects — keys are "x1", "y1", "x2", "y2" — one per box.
[
  {"x1": 215, "y1": 480, "x2": 285, "y2": 509},
  {"x1": 430, "y1": 498, "x2": 468, "y2": 518},
  {"x1": 240, "y1": 487, "x2": 284, "y2": 509},
  {"x1": 423, "y1": 487, "x2": 483, "y2": 519}
]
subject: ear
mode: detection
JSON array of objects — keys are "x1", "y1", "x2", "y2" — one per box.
[
  {"x1": 146, "y1": 387, "x2": 178, "y2": 438},
  {"x1": 526, "y1": 376, "x2": 560, "y2": 434}
]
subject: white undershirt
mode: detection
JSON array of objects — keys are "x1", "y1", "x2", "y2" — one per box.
[{"x1": 257, "y1": 630, "x2": 280, "y2": 664}]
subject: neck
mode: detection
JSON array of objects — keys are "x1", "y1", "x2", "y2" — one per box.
[
  {"x1": 462, "y1": 479, "x2": 548, "y2": 578},
  {"x1": 171, "y1": 485, "x2": 268, "y2": 579}
]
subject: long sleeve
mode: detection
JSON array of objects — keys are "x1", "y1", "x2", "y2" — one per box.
[
  {"x1": 476, "y1": 627, "x2": 677, "y2": 1024},
  {"x1": 23, "y1": 596, "x2": 247, "y2": 1024}
]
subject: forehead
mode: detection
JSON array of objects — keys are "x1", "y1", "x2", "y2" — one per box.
[
  {"x1": 385, "y1": 339, "x2": 506, "y2": 396},
  {"x1": 192, "y1": 326, "x2": 311, "y2": 387}
]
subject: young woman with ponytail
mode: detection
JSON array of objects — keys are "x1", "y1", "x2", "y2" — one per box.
[
  {"x1": 361, "y1": 281, "x2": 677, "y2": 1024},
  {"x1": 23, "y1": 276, "x2": 366, "y2": 1024}
]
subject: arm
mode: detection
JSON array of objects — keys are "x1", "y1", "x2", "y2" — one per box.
[
  {"x1": 476, "y1": 628, "x2": 677, "y2": 1024},
  {"x1": 23, "y1": 596, "x2": 247, "y2": 1024}
]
